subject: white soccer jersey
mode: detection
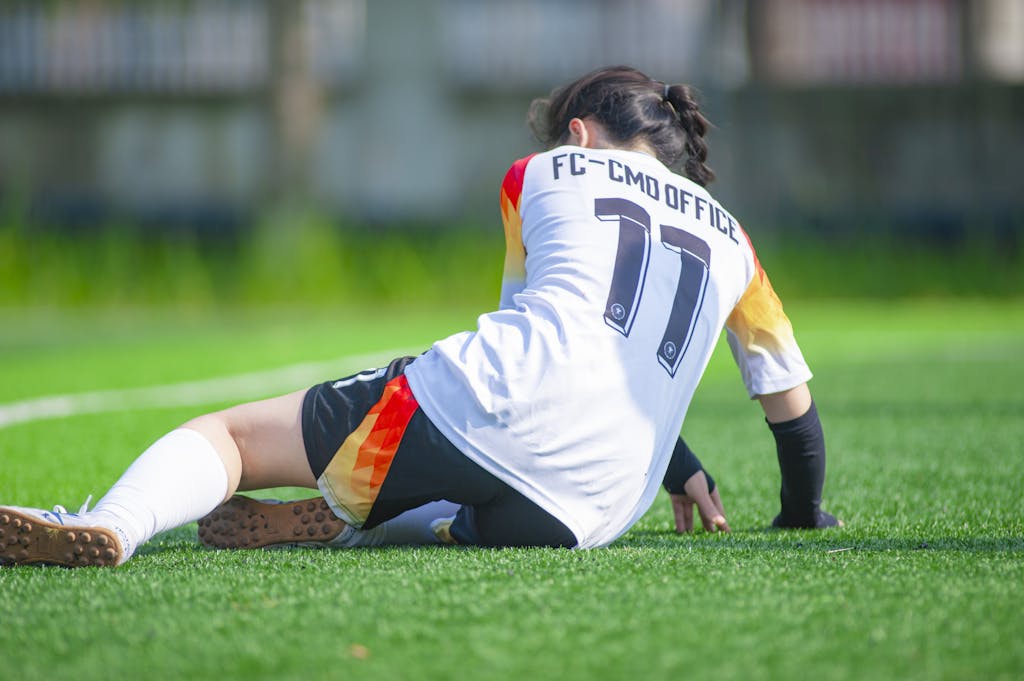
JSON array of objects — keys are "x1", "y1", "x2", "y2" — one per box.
[{"x1": 405, "y1": 146, "x2": 812, "y2": 548}]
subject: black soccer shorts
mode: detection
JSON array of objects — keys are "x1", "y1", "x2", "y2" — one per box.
[{"x1": 301, "y1": 356, "x2": 577, "y2": 548}]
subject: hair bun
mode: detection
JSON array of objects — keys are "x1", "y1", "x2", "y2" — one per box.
[{"x1": 527, "y1": 66, "x2": 715, "y2": 185}]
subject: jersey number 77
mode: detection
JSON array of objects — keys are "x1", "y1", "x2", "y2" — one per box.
[{"x1": 596, "y1": 197, "x2": 711, "y2": 378}]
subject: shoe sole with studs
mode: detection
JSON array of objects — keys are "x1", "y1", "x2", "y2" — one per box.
[
  {"x1": 0, "y1": 510, "x2": 122, "y2": 568},
  {"x1": 197, "y1": 496, "x2": 347, "y2": 550}
]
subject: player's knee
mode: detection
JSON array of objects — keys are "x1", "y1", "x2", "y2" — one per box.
[
  {"x1": 175, "y1": 412, "x2": 244, "y2": 493},
  {"x1": 182, "y1": 411, "x2": 228, "y2": 441}
]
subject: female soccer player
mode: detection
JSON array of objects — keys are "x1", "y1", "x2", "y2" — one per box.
[{"x1": 0, "y1": 66, "x2": 838, "y2": 568}]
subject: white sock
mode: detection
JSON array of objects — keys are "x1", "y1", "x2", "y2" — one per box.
[
  {"x1": 89, "y1": 428, "x2": 229, "y2": 560},
  {"x1": 330, "y1": 501, "x2": 460, "y2": 548}
]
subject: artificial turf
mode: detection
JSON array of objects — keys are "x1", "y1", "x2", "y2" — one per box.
[{"x1": 0, "y1": 300, "x2": 1021, "y2": 681}]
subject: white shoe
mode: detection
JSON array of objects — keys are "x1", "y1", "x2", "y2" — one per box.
[
  {"x1": 197, "y1": 495, "x2": 348, "y2": 550},
  {"x1": 0, "y1": 498, "x2": 131, "y2": 568}
]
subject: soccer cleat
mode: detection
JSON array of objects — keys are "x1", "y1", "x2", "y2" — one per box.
[
  {"x1": 197, "y1": 495, "x2": 348, "y2": 550},
  {"x1": 0, "y1": 500, "x2": 128, "y2": 568}
]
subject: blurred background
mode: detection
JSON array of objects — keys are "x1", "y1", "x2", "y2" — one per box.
[{"x1": 0, "y1": 0, "x2": 1021, "y2": 307}]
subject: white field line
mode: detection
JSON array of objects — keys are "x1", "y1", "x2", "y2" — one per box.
[{"x1": 0, "y1": 348, "x2": 416, "y2": 430}]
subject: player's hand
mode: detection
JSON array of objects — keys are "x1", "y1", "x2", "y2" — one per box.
[
  {"x1": 771, "y1": 509, "x2": 843, "y2": 529},
  {"x1": 669, "y1": 470, "x2": 730, "y2": 533}
]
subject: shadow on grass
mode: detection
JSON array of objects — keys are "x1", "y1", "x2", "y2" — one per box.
[
  {"x1": 133, "y1": 525, "x2": 1023, "y2": 564},
  {"x1": 616, "y1": 529, "x2": 1024, "y2": 553}
]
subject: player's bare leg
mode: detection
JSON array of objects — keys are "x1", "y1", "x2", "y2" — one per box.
[
  {"x1": 0, "y1": 389, "x2": 316, "y2": 567},
  {"x1": 183, "y1": 389, "x2": 317, "y2": 494},
  {"x1": 188, "y1": 390, "x2": 356, "y2": 548}
]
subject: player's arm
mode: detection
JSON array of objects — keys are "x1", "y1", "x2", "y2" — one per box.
[
  {"x1": 725, "y1": 235, "x2": 840, "y2": 529},
  {"x1": 662, "y1": 438, "x2": 729, "y2": 533},
  {"x1": 758, "y1": 383, "x2": 841, "y2": 529}
]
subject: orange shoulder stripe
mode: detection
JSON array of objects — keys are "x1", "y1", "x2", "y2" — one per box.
[{"x1": 500, "y1": 155, "x2": 535, "y2": 280}]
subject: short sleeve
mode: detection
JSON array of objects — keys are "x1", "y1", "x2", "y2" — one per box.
[{"x1": 725, "y1": 259, "x2": 813, "y2": 398}]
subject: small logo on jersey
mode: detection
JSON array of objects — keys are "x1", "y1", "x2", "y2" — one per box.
[
  {"x1": 610, "y1": 303, "x2": 626, "y2": 321},
  {"x1": 663, "y1": 342, "x2": 677, "y2": 360}
]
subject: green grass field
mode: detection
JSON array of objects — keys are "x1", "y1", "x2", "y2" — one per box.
[{"x1": 1, "y1": 300, "x2": 1021, "y2": 681}]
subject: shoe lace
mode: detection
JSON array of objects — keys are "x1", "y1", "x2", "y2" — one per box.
[{"x1": 52, "y1": 494, "x2": 93, "y2": 516}]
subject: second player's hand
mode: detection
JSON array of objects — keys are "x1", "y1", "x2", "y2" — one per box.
[{"x1": 670, "y1": 470, "x2": 730, "y2": 533}]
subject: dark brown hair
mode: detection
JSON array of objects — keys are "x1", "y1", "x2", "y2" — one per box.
[{"x1": 528, "y1": 65, "x2": 715, "y2": 186}]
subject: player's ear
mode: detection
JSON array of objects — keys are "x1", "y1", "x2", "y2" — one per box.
[{"x1": 567, "y1": 117, "x2": 590, "y2": 148}]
